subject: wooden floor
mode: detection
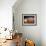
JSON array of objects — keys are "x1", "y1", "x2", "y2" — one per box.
[
  {"x1": 0, "y1": 33, "x2": 23, "y2": 46},
  {"x1": 0, "y1": 39, "x2": 16, "y2": 46}
]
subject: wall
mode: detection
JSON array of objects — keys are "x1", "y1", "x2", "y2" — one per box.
[
  {"x1": 0, "y1": 0, "x2": 17, "y2": 38},
  {"x1": 13, "y1": 0, "x2": 41, "y2": 46},
  {"x1": 0, "y1": 0, "x2": 16, "y2": 30},
  {"x1": 41, "y1": 0, "x2": 46, "y2": 46}
]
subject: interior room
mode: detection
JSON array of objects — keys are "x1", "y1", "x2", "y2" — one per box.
[{"x1": 0, "y1": 0, "x2": 46, "y2": 46}]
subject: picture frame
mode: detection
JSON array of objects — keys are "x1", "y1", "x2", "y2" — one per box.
[{"x1": 22, "y1": 14, "x2": 37, "y2": 26}]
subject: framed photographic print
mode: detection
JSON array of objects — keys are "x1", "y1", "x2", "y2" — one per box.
[{"x1": 22, "y1": 14, "x2": 37, "y2": 26}]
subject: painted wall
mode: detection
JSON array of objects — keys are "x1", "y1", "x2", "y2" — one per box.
[
  {"x1": 0, "y1": 0, "x2": 16, "y2": 29},
  {"x1": 41, "y1": 0, "x2": 46, "y2": 46},
  {"x1": 13, "y1": 0, "x2": 41, "y2": 46},
  {"x1": 0, "y1": 0, "x2": 17, "y2": 38}
]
